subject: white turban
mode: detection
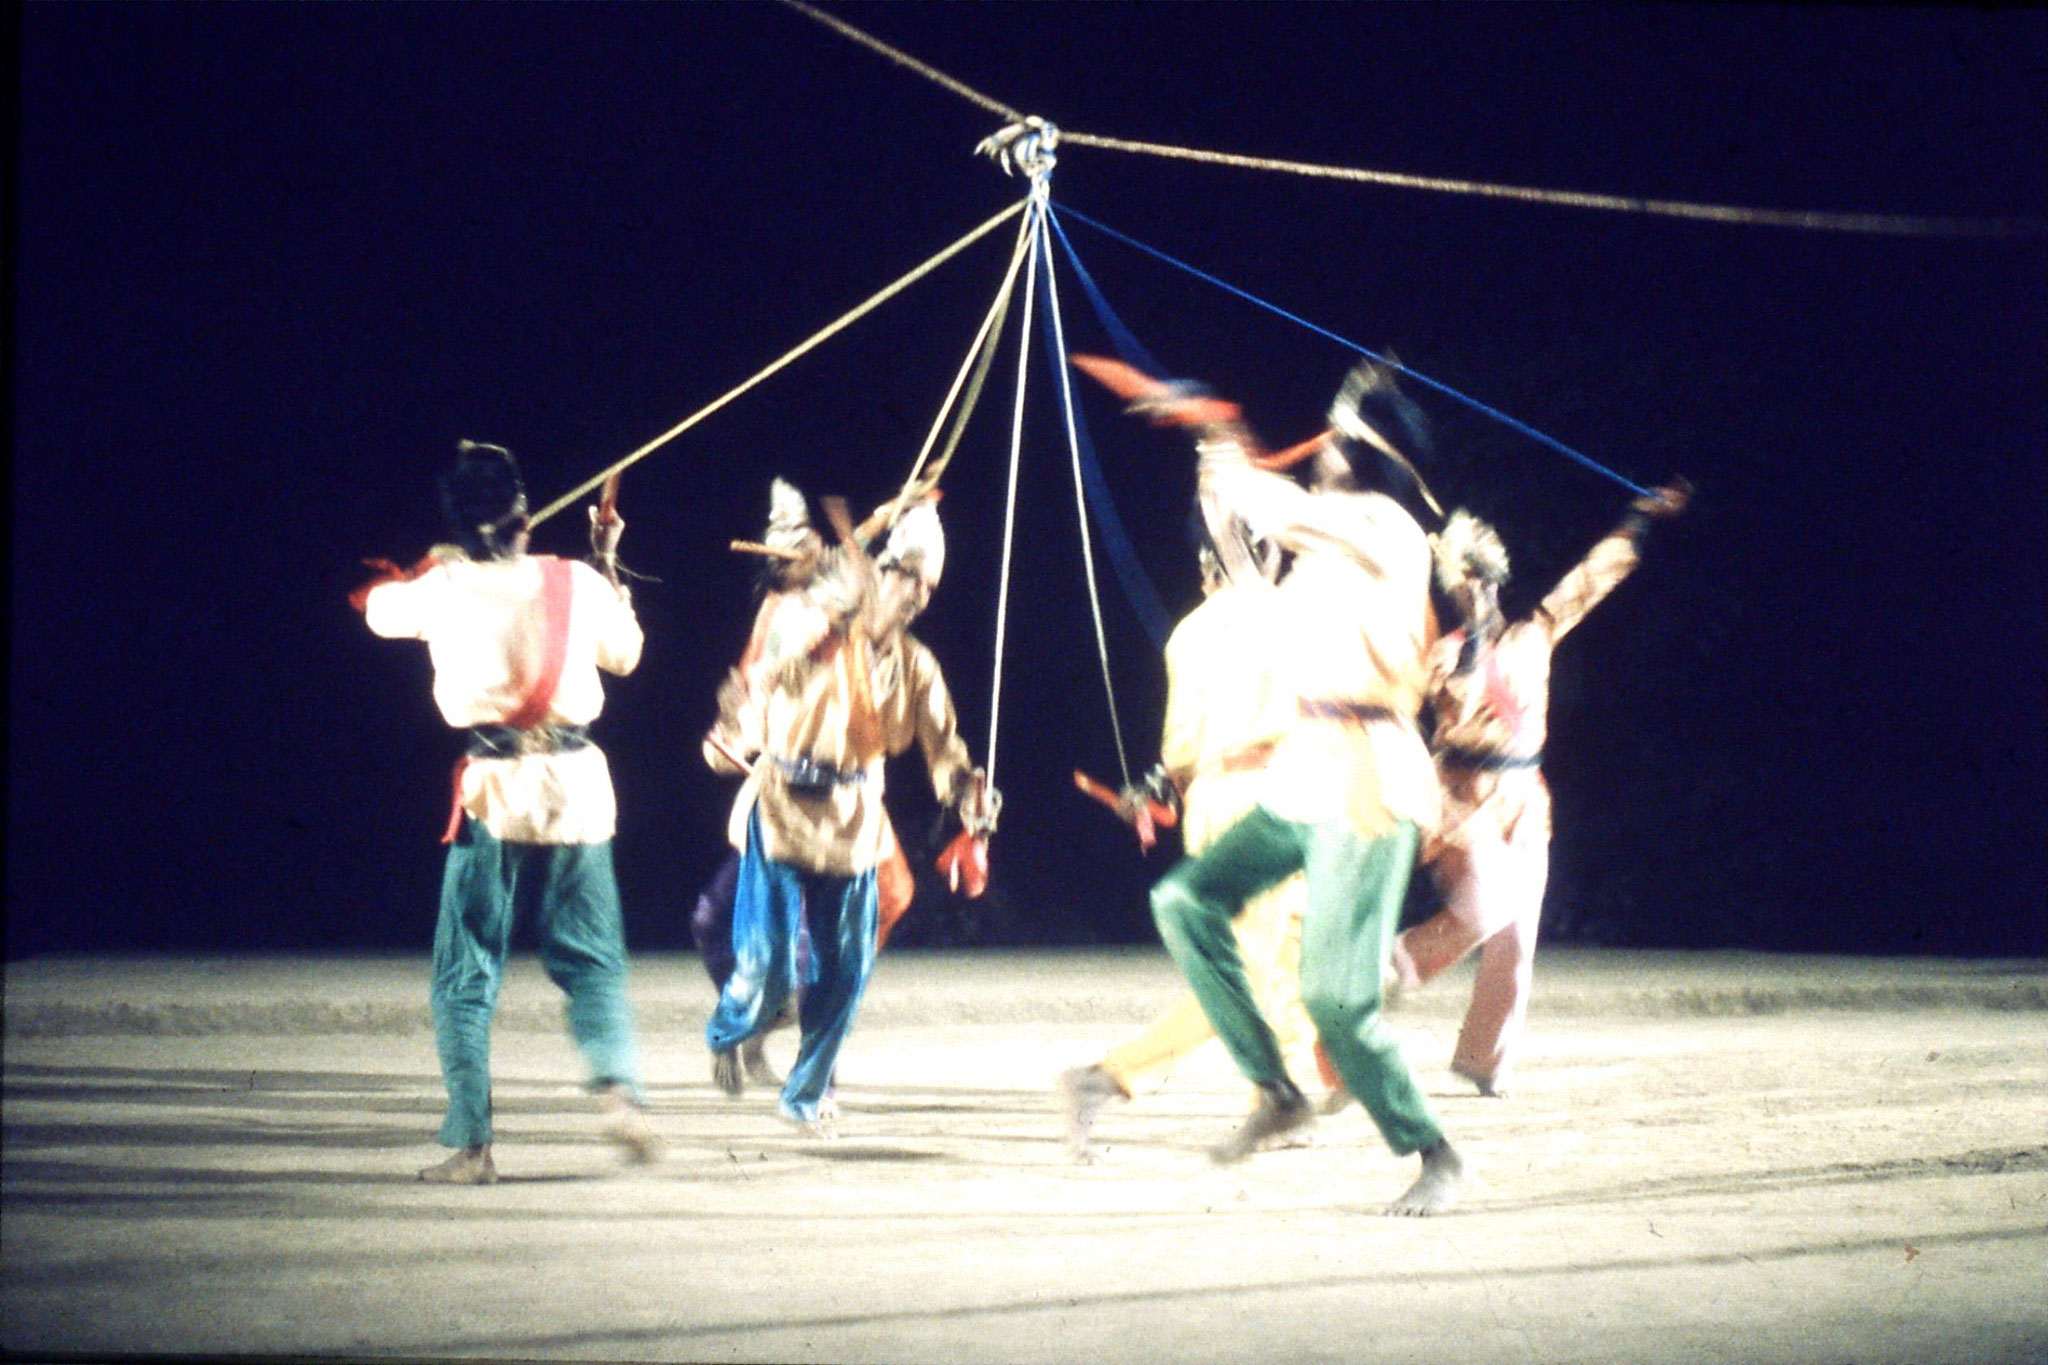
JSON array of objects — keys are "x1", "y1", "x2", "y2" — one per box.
[{"x1": 876, "y1": 500, "x2": 946, "y2": 591}]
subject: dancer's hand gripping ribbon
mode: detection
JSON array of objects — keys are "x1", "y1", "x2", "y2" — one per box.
[
  {"x1": 937, "y1": 768, "x2": 1001, "y2": 898},
  {"x1": 589, "y1": 472, "x2": 624, "y2": 586},
  {"x1": 1072, "y1": 764, "x2": 1180, "y2": 854}
]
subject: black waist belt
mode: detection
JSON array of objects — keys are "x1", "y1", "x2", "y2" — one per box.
[
  {"x1": 1437, "y1": 746, "x2": 1544, "y2": 771},
  {"x1": 770, "y1": 754, "x2": 868, "y2": 795},
  {"x1": 1298, "y1": 699, "x2": 1402, "y2": 725},
  {"x1": 465, "y1": 724, "x2": 592, "y2": 758}
]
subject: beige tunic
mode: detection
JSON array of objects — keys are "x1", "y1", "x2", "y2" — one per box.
[
  {"x1": 1198, "y1": 436, "x2": 1440, "y2": 839},
  {"x1": 364, "y1": 554, "x2": 643, "y2": 844},
  {"x1": 1428, "y1": 528, "x2": 1642, "y2": 854},
  {"x1": 714, "y1": 622, "x2": 973, "y2": 877}
]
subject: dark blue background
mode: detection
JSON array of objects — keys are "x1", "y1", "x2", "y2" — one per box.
[{"x1": 10, "y1": 4, "x2": 2044, "y2": 958}]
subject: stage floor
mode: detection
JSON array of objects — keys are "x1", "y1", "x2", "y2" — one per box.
[{"x1": 5, "y1": 949, "x2": 2045, "y2": 1363}]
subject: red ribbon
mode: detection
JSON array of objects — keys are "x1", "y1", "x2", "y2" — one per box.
[{"x1": 348, "y1": 554, "x2": 440, "y2": 613}]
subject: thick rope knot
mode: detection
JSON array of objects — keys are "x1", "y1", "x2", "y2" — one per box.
[{"x1": 977, "y1": 117, "x2": 1059, "y2": 182}]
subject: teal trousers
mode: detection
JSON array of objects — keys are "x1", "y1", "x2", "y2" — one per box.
[
  {"x1": 431, "y1": 818, "x2": 644, "y2": 1147},
  {"x1": 1150, "y1": 806, "x2": 1444, "y2": 1156}
]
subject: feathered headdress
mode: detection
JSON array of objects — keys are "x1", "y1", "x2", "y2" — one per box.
[
  {"x1": 1431, "y1": 509, "x2": 1511, "y2": 592},
  {"x1": 763, "y1": 477, "x2": 822, "y2": 559},
  {"x1": 1326, "y1": 359, "x2": 1442, "y2": 518},
  {"x1": 876, "y1": 500, "x2": 946, "y2": 591}
]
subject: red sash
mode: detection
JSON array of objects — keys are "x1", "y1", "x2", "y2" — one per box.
[{"x1": 442, "y1": 557, "x2": 577, "y2": 842}]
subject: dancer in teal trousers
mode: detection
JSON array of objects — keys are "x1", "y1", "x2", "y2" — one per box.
[{"x1": 361, "y1": 440, "x2": 662, "y2": 1184}]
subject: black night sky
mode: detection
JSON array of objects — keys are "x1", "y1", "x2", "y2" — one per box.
[{"x1": 10, "y1": 3, "x2": 2045, "y2": 960}]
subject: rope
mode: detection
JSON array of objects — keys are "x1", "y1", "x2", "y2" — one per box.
[
  {"x1": 1060, "y1": 206, "x2": 1655, "y2": 499},
  {"x1": 1053, "y1": 208, "x2": 1449, "y2": 519},
  {"x1": 896, "y1": 205, "x2": 1036, "y2": 507},
  {"x1": 1039, "y1": 217, "x2": 1135, "y2": 784},
  {"x1": 985, "y1": 195, "x2": 1047, "y2": 789},
  {"x1": 1037, "y1": 324, "x2": 1176, "y2": 653},
  {"x1": 775, "y1": 0, "x2": 1025, "y2": 125},
  {"x1": 1060, "y1": 133, "x2": 2042, "y2": 240},
  {"x1": 529, "y1": 200, "x2": 1026, "y2": 528},
  {"x1": 774, "y1": 1, "x2": 2038, "y2": 240}
]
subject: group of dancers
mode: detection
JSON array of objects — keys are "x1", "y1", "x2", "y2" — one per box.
[{"x1": 358, "y1": 356, "x2": 1687, "y2": 1215}]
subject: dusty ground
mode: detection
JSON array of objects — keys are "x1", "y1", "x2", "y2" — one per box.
[{"x1": 4, "y1": 949, "x2": 2044, "y2": 1364}]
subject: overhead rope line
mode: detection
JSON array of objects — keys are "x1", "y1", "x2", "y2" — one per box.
[
  {"x1": 1056, "y1": 205, "x2": 1655, "y2": 499},
  {"x1": 530, "y1": 199, "x2": 1026, "y2": 528},
  {"x1": 1057, "y1": 133, "x2": 2042, "y2": 239},
  {"x1": 776, "y1": 0, "x2": 2040, "y2": 240},
  {"x1": 776, "y1": 0, "x2": 1026, "y2": 125}
]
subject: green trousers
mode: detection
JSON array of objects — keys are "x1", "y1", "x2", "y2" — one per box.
[
  {"x1": 431, "y1": 818, "x2": 644, "y2": 1148},
  {"x1": 1150, "y1": 806, "x2": 1443, "y2": 1156}
]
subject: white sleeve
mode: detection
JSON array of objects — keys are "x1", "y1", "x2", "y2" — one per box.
[
  {"x1": 576, "y1": 562, "x2": 644, "y2": 676},
  {"x1": 363, "y1": 571, "x2": 441, "y2": 640},
  {"x1": 1196, "y1": 432, "x2": 1312, "y2": 550}
]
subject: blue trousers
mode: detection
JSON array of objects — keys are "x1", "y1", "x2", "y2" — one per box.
[
  {"x1": 690, "y1": 849, "x2": 813, "y2": 993},
  {"x1": 432, "y1": 818, "x2": 644, "y2": 1148},
  {"x1": 705, "y1": 810, "x2": 877, "y2": 1122}
]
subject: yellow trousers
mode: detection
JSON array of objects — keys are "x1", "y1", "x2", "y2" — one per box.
[{"x1": 1099, "y1": 873, "x2": 1320, "y2": 1098}]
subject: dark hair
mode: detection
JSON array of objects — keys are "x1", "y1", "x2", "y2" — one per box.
[
  {"x1": 436, "y1": 441, "x2": 527, "y2": 560},
  {"x1": 1336, "y1": 369, "x2": 1433, "y2": 494}
]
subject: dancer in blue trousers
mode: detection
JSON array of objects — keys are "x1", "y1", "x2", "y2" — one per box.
[{"x1": 702, "y1": 491, "x2": 996, "y2": 1136}]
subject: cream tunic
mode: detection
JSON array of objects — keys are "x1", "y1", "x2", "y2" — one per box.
[
  {"x1": 365, "y1": 554, "x2": 642, "y2": 844},
  {"x1": 1428, "y1": 527, "x2": 1642, "y2": 853}
]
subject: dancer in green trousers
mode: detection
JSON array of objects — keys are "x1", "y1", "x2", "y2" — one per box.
[{"x1": 1080, "y1": 355, "x2": 1463, "y2": 1216}]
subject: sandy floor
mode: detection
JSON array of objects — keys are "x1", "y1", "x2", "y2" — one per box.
[{"x1": 4, "y1": 950, "x2": 2044, "y2": 1364}]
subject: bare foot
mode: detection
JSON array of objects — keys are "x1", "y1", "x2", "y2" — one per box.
[
  {"x1": 1451, "y1": 1061, "x2": 1507, "y2": 1097},
  {"x1": 780, "y1": 1108, "x2": 840, "y2": 1141},
  {"x1": 1057, "y1": 1065, "x2": 1123, "y2": 1162},
  {"x1": 711, "y1": 1047, "x2": 743, "y2": 1098},
  {"x1": 599, "y1": 1087, "x2": 664, "y2": 1165},
  {"x1": 739, "y1": 1035, "x2": 782, "y2": 1087},
  {"x1": 418, "y1": 1145, "x2": 496, "y2": 1185},
  {"x1": 1385, "y1": 1138, "x2": 1463, "y2": 1217},
  {"x1": 1209, "y1": 1081, "x2": 1312, "y2": 1165}
]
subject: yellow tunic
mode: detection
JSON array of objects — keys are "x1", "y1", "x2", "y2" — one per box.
[
  {"x1": 1101, "y1": 577, "x2": 1323, "y2": 1097},
  {"x1": 1160, "y1": 577, "x2": 1296, "y2": 850},
  {"x1": 1198, "y1": 442, "x2": 1440, "y2": 839}
]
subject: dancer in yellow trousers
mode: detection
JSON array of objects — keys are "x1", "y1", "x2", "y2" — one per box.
[{"x1": 1058, "y1": 515, "x2": 1328, "y2": 1161}]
